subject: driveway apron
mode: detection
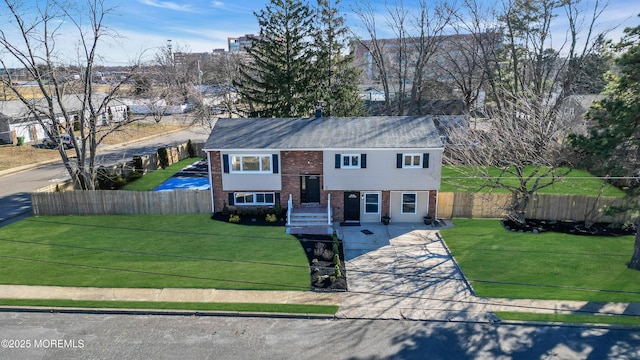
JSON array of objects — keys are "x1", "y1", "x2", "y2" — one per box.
[{"x1": 335, "y1": 223, "x2": 479, "y2": 321}]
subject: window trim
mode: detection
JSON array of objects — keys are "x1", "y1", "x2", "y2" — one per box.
[
  {"x1": 364, "y1": 192, "x2": 380, "y2": 214},
  {"x1": 341, "y1": 154, "x2": 361, "y2": 169},
  {"x1": 233, "y1": 192, "x2": 276, "y2": 206},
  {"x1": 401, "y1": 192, "x2": 417, "y2": 214},
  {"x1": 402, "y1": 153, "x2": 422, "y2": 168},
  {"x1": 229, "y1": 154, "x2": 272, "y2": 173}
]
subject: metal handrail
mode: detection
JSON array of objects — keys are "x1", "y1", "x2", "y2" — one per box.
[{"x1": 327, "y1": 193, "x2": 332, "y2": 225}]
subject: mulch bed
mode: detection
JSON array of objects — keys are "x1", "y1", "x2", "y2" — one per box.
[
  {"x1": 502, "y1": 218, "x2": 636, "y2": 236},
  {"x1": 297, "y1": 234, "x2": 347, "y2": 292},
  {"x1": 210, "y1": 212, "x2": 286, "y2": 226}
]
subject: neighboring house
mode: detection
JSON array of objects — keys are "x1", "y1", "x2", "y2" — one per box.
[
  {"x1": 559, "y1": 94, "x2": 604, "y2": 136},
  {"x1": 203, "y1": 116, "x2": 444, "y2": 232},
  {"x1": 0, "y1": 93, "x2": 129, "y2": 144}
]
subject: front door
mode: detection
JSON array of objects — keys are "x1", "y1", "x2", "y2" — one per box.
[
  {"x1": 301, "y1": 175, "x2": 321, "y2": 203},
  {"x1": 344, "y1": 191, "x2": 360, "y2": 222}
]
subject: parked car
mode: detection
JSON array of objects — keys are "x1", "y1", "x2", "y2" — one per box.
[{"x1": 43, "y1": 134, "x2": 81, "y2": 149}]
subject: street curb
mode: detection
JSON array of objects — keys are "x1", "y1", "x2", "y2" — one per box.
[{"x1": 0, "y1": 306, "x2": 337, "y2": 320}]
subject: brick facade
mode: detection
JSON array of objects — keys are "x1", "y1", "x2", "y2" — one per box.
[{"x1": 281, "y1": 151, "x2": 324, "y2": 206}]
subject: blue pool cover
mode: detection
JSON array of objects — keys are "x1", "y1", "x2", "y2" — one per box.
[{"x1": 153, "y1": 160, "x2": 210, "y2": 191}]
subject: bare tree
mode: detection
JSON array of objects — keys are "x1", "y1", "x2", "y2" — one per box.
[
  {"x1": 352, "y1": 0, "x2": 450, "y2": 115},
  {"x1": 441, "y1": 0, "x2": 502, "y2": 112},
  {"x1": 444, "y1": 0, "x2": 613, "y2": 224},
  {"x1": 0, "y1": 0, "x2": 141, "y2": 190},
  {"x1": 446, "y1": 93, "x2": 572, "y2": 223}
]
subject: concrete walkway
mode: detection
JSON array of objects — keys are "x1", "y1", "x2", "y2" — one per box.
[
  {"x1": 335, "y1": 223, "x2": 640, "y2": 322},
  {"x1": 0, "y1": 223, "x2": 639, "y2": 323}
]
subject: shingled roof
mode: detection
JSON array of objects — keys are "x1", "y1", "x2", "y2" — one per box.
[{"x1": 204, "y1": 116, "x2": 444, "y2": 150}]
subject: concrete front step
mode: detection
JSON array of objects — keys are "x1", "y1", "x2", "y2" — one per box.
[{"x1": 286, "y1": 226, "x2": 334, "y2": 235}]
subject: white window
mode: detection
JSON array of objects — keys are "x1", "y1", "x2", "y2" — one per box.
[
  {"x1": 401, "y1": 193, "x2": 417, "y2": 214},
  {"x1": 231, "y1": 155, "x2": 271, "y2": 173},
  {"x1": 234, "y1": 192, "x2": 275, "y2": 205},
  {"x1": 342, "y1": 154, "x2": 360, "y2": 169},
  {"x1": 364, "y1": 193, "x2": 380, "y2": 214},
  {"x1": 403, "y1": 153, "x2": 422, "y2": 168}
]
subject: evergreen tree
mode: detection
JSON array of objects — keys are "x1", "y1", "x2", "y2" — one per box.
[
  {"x1": 568, "y1": 17, "x2": 640, "y2": 270},
  {"x1": 569, "y1": 20, "x2": 640, "y2": 189},
  {"x1": 312, "y1": 0, "x2": 364, "y2": 116},
  {"x1": 235, "y1": 0, "x2": 316, "y2": 117}
]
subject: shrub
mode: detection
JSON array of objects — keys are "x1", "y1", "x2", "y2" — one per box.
[
  {"x1": 187, "y1": 139, "x2": 196, "y2": 158},
  {"x1": 128, "y1": 170, "x2": 143, "y2": 182},
  {"x1": 157, "y1": 147, "x2": 169, "y2": 169},
  {"x1": 222, "y1": 202, "x2": 231, "y2": 217},
  {"x1": 333, "y1": 254, "x2": 341, "y2": 268},
  {"x1": 229, "y1": 215, "x2": 241, "y2": 223},
  {"x1": 132, "y1": 155, "x2": 143, "y2": 173},
  {"x1": 96, "y1": 166, "x2": 124, "y2": 190},
  {"x1": 273, "y1": 202, "x2": 284, "y2": 217},
  {"x1": 334, "y1": 265, "x2": 342, "y2": 278},
  {"x1": 332, "y1": 231, "x2": 339, "y2": 255},
  {"x1": 266, "y1": 214, "x2": 277, "y2": 223}
]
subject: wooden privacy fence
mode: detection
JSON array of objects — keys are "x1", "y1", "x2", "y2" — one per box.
[
  {"x1": 437, "y1": 192, "x2": 633, "y2": 223},
  {"x1": 32, "y1": 190, "x2": 211, "y2": 216},
  {"x1": 31, "y1": 189, "x2": 631, "y2": 222}
]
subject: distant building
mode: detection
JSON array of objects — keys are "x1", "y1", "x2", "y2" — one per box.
[
  {"x1": 352, "y1": 31, "x2": 502, "y2": 92},
  {"x1": 173, "y1": 52, "x2": 214, "y2": 68},
  {"x1": 559, "y1": 94, "x2": 604, "y2": 135},
  {"x1": 228, "y1": 34, "x2": 256, "y2": 52}
]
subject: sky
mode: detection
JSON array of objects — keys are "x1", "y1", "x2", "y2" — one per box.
[{"x1": 1, "y1": 0, "x2": 639, "y2": 66}]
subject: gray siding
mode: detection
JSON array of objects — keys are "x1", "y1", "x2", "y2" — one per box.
[{"x1": 323, "y1": 150, "x2": 442, "y2": 191}]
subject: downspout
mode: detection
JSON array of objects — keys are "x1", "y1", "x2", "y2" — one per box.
[{"x1": 207, "y1": 151, "x2": 215, "y2": 214}]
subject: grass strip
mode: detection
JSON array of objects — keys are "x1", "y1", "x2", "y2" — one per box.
[
  {"x1": 495, "y1": 311, "x2": 640, "y2": 326},
  {"x1": 122, "y1": 157, "x2": 203, "y2": 191},
  {"x1": 0, "y1": 299, "x2": 338, "y2": 315}
]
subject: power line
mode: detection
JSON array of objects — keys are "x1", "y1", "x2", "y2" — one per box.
[{"x1": 2, "y1": 236, "x2": 638, "y2": 297}]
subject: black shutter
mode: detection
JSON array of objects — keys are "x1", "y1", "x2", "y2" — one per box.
[
  {"x1": 275, "y1": 193, "x2": 280, "y2": 206},
  {"x1": 423, "y1": 153, "x2": 430, "y2": 168},
  {"x1": 335, "y1": 154, "x2": 341, "y2": 168},
  {"x1": 272, "y1": 154, "x2": 279, "y2": 173},
  {"x1": 396, "y1": 153, "x2": 403, "y2": 168},
  {"x1": 361, "y1": 154, "x2": 367, "y2": 168},
  {"x1": 228, "y1": 192, "x2": 235, "y2": 205},
  {"x1": 222, "y1": 154, "x2": 229, "y2": 173}
]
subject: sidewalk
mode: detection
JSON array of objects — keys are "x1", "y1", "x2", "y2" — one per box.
[{"x1": 0, "y1": 285, "x2": 340, "y2": 306}]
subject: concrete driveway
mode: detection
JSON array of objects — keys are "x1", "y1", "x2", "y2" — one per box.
[{"x1": 335, "y1": 222, "x2": 479, "y2": 321}]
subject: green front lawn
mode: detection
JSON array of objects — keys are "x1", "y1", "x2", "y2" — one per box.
[
  {"x1": 441, "y1": 219, "x2": 640, "y2": 302},
  {"x1": 441, "y1": 166, "x2": 625, "y2": 197},
  {"x1": 122, "y1": 157, "x2": 204, "y2": 191},
  {"x1": 0, "y1": 214, "x2": 309, "y2": 290}
]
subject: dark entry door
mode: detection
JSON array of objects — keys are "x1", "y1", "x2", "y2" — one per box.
[
  {"x1": 301, "y1": 175, "x2": 321, "y2": 203},
  {"x1": 344, "y1": 191, "x2": 360, "y2": 222}
]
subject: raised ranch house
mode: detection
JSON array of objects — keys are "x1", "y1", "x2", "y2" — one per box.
[{"x1": 203, "y1": 116, "x2": 444, "y2": 233}]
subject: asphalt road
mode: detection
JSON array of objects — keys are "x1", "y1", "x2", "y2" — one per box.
[
  {"x1": 0, "y1": 126, "x2": 210, "y2": 225},
  {"x1": 0, "y1": 312, "x2": 638, "y2": 359}
]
